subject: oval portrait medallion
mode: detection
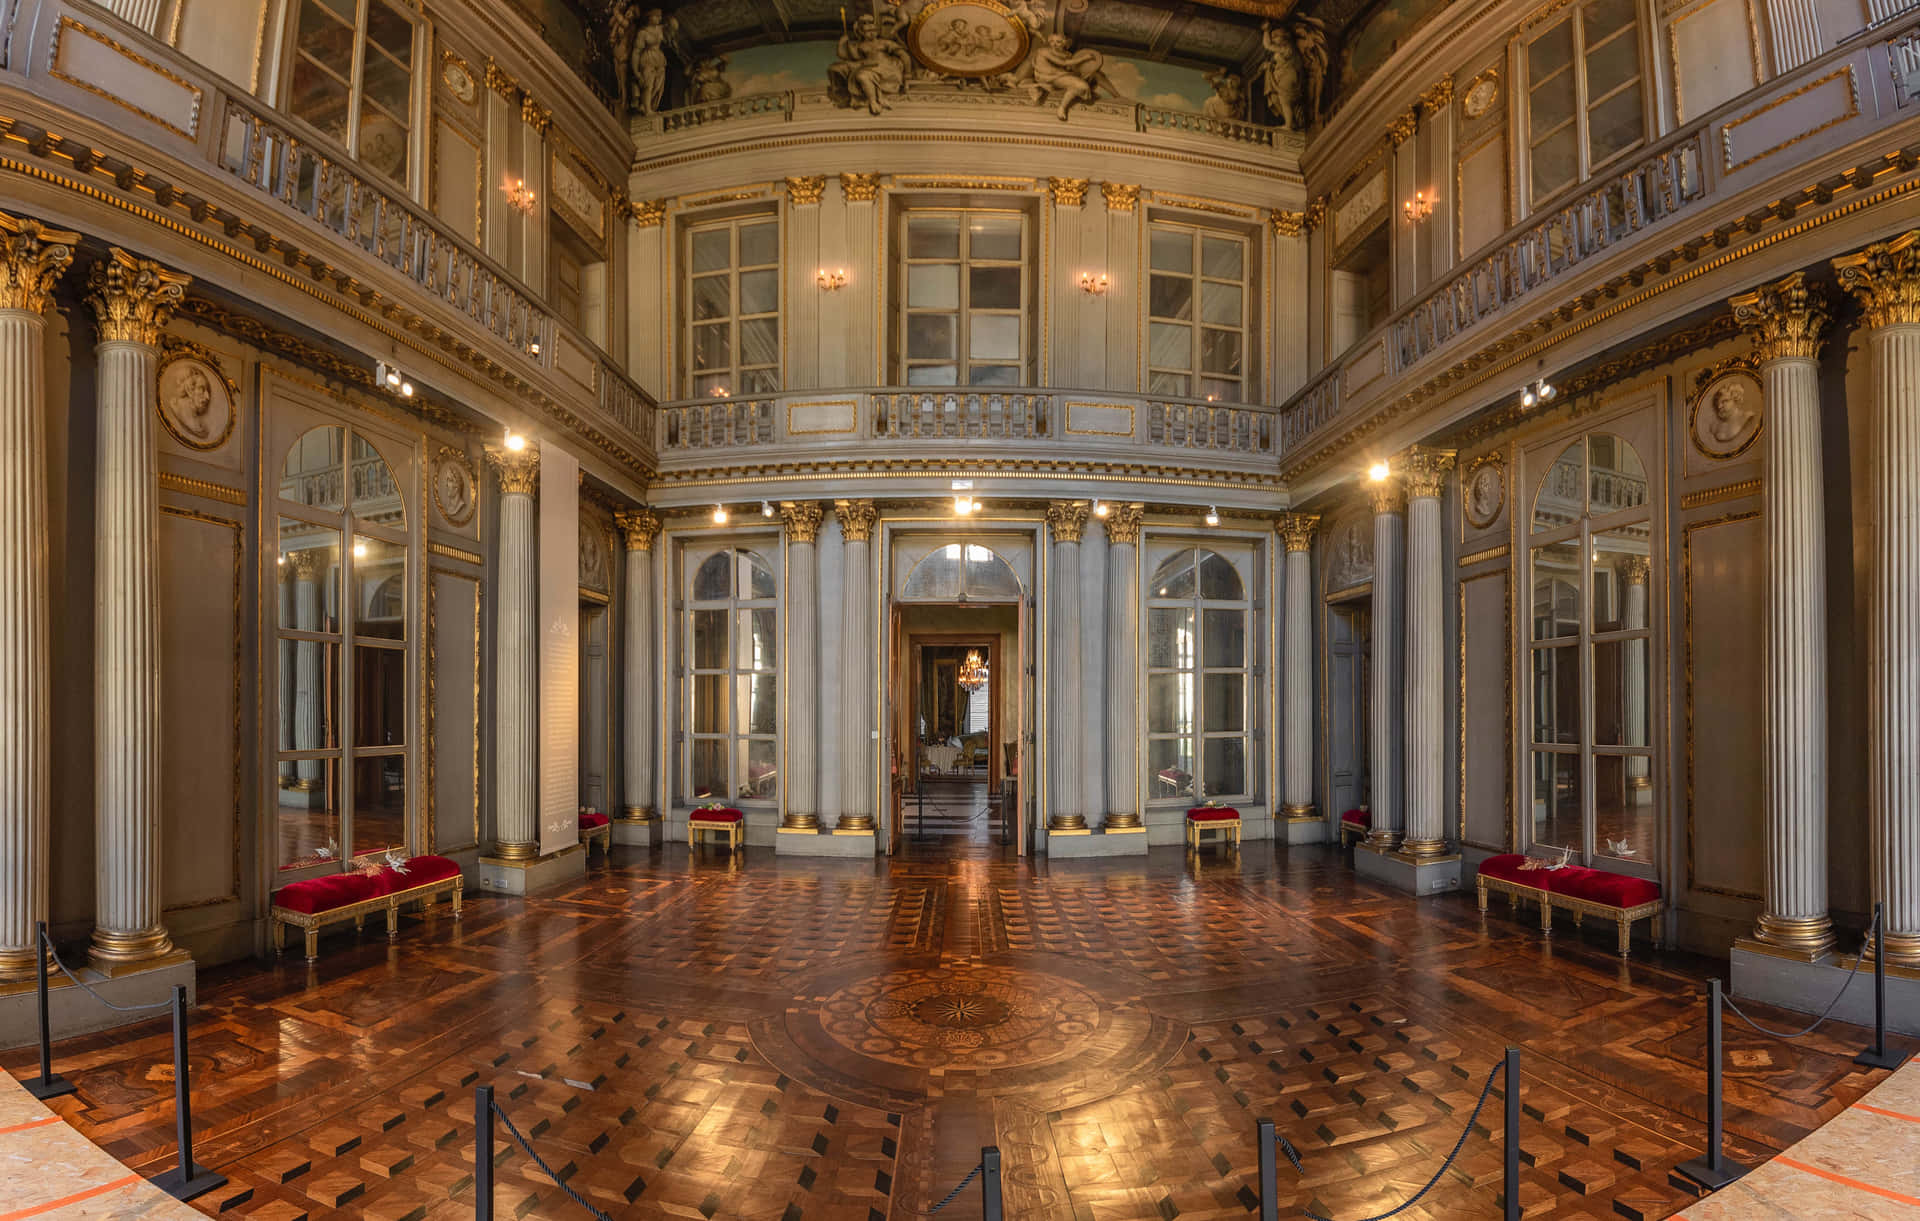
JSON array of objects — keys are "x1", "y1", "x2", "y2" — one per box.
[
  {"x1": 1463, "y1": 454, "x2": 1506, "y2": 530},
  {"x1": 908, "y1": 0, "x2": 1032, "y2": 79},
  {"x1": 156, "y1": 350, "x2": 237, "y2": 452},
  {"x1": 1689, "y1": 370, "x2": 1763, "y2": 460},
  {"x1": 1462, "y1": 68, "x2": 1499, "y2": 119},
  {"x1": 432, "y1": 448, "x2": 477, "y2": 527}
]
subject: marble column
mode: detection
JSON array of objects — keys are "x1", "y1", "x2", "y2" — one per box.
[
  {"x1": 835, "y1": 500, "x2": 878, "y2": 832},
  {"x1": 614, "y1": 509, "x2": 661, "y2": 821},
  {"x1": 87, "y1": 248, "x2": 188, "y2": 971},
  {"x1": 291, "y1": 552, "x2": 325, "y2": 786},
  {"x1": 1622, "y1": 558, "x2": 1651, "y2": 793},
  {"x1": 484, "y1": 442, "x2": 540, "y2": 859},
  {"x1": 1046, "y1": 501, "x2": 1090, "y2": 830},
  {"x1": 1728, "y1": 272, "x2": 1834, "y2": 956},
  {"x1": 1366, "y1": 476, "x2": 1407, "y2": 851},
  {"x1": 818, "y1": 513, "x2": 844, "y2": 822},
  {"x1": 1277, "y1": 513, "x2": 1320, "y2": 820},
  {"x1": 1400, "y1": 448, "x2": 1455, "y2": 859},
  {"x1": 0, "y1": 214, "x2": 75, "y2": 981},
  {"x1": 1103, "y1": 505, "x2": 1144, "y2": 828},
  {"x1": 780, "y1": 502, "x2": 825, "y2": 830},
  {"x1": 1837, "y1": 232, "x2": 1920, "y2": 965}
]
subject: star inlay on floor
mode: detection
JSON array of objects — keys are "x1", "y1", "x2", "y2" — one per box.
[{"x1": 7, "y1": 842, "x2": 1913, "y2": 1220}]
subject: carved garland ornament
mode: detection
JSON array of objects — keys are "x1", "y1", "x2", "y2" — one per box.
[
  {"x1": 88, "y1": 247, "x2": 189, "y2": 346},
  {"x1": 0, "y1": 211, "x2": 80, "y2": 314}
]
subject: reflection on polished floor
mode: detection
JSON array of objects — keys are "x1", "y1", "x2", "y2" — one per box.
[{"x1": 8, "y1": 844, "x2": 1913, "y2": 1221}]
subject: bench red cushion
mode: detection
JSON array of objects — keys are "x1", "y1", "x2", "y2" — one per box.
[
  {"x1": 1340, "y1": 808, "x2": 1369, "y2": 827},
  {"x1": 1186, "y1": 807, "x2": 1240, "y2": 822},
  {"x1": 579, "y1": 811, "x2": 610, "y2": 830},
  {"x1": 1477, "y1": 854, "x2": 1543, "y2": 887},
  {"x1": 398, "y1": 855, "x2": 461, "y2": 885},
  {"x1": 274, "y1": 872, "x2": 381, "y2": 914},
  {"x1": 690, "y1": 808, "x2": 744, "y2": 823},
  {"x1": 1546, "y1": 866, "x2": 1660, "y2": 909}
]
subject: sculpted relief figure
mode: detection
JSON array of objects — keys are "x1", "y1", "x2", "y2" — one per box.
[
  {"x1": 830, "y1": 14, "x2": 912, "y2": 115},
  {"x1": 1027, "y1": 33, "x2": 1118, "y2": 120},
  {"x1": 690, "y1": 55, "x2": 731, "y2": 104},
  {"x1": 1706, "y1": 382, "x2": 1756, "y2": 445},
  {"x1": 1203, "y1": 68, "x2": 1247, "y2": 121},
  {"x1": 629, "y1": 8, "x2": 676, "y2": 116},
  {"x1": 1261, "y1": 16, "x2": 1328, "y2": 130},
  {"x1": 608, "y1": 0, "x2": 638, "y2": 114}
]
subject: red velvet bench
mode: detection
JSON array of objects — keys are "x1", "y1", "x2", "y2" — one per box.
[
  {"x1": 689, "y1": 806, "x2": 744, "y2": 852},
  {"x1": 1476, "y1": 853, "x2": 1663, "y2": 957},
  {"x1": 270, "y1": 855, "x2": 464, "y2": 962},
  {"x1": 1185, "y1": 805, "x2": 1241, "y2": 851},
  {"x1": 1339, "y1": 807, "x2": 1370, "y2": 847},
  {"x1": 579, "y1": 810, "x2": 611, "y2": 862}
]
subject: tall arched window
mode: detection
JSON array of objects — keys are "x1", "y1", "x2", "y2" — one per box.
[
  {"x1": 687, "y1": 547, "x2": 778, "y2": 802},
  {"x1": 1147, "y1": 547, "x2": 1252, "y2": 803},
  {"x1": 275, "y1": 425, "x2": 411, "y2": 872},
  {"x1": 1529, "y1": 432, "x2": 1654, "y2": 869}
]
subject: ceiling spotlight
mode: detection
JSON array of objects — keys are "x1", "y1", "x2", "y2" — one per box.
[
  {"x1": 1368, "y1": 461, "x2": 1390, "y2": 482},
  {"x1": 1204, "y1": 505, "x2": 1221, "y2": 527},
  {"x1": 712, "y1": 505, "x2": 729, "y2": 525},
  {"x1": 1093, "y1": 500, "x2": 1109, "y2": 518},
  {"x1": 504, "y1": 430, "x2": 527, "y2": 452},
  {"x1": 761, "y1": 500, "x2": 775, "y2": 518},
  {"x1": 380, "y1": 362, "x2": 401, "y2": 388},
  {"x1": 1521, "y1": 386, "x2": 1536, "y2": 408},
  {"x1": 400, "y1": 380, "x2": 415, "y2": 397},
  {"x1": 954, "y1": 495, "x2": 974, "y2": 516},
  {"x1": 528, "y1": 340, "x2": 542, "y2": 357},
  {"x1": 352, "y1": 541, "x2": 368, "y2": 559}
]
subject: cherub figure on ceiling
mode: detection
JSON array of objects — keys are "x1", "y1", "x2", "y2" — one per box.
[{"x1": 1027, "y1": 32, "x2": 1119, "y2": 120}]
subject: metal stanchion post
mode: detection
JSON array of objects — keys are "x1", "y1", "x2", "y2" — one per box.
[
  {"x1": 1503, "y1": 1047, "x2": 1520, "y2": 1221},
  {"x1": 1857, "y1": 903, "x2": 1909, "y2": 1070},
  {"x1": 981, "y1": 1145, "x2": 1002, "y2": 1221},
  {"x1": 23, "y1": 923, "x2": 74, "y2": 1101},
  {"x1": 1677, "y1": 980, "x2": 1748, "y2": 1190},
  {"x1": 1257, "y1": 1118, "x2": 1278, "y2": 1221},
  {"x1": 476, "y1": 1085, "x2": 494, "y2": 1221},
  {"x1": 151, "y1": 986, "x2": 226, "y2": 1202}
]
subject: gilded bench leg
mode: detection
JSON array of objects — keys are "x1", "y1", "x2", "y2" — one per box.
[
  {"x1": 273, "y1": 918, "x2": 285, "y2": 956},
  {"x1": 1477, "y1": 882, "x2": 1489, "y2": 913},
  {"x1": 386, "y1": 900, "x2": 399, "y2": 941},
  {"x1": 304, "y1": 927, "x2": 319, "y2": 962},
  {"x1": 1617, "y1": 915, "x2": 1631, "y2": 958},
  {"x1": 353, "y1": 912, "x2": 366, "y2": 934},
  {"x1": 452, "y1": 882, "x2": 463, "y2": 919},
  {"x1": 1540, "y1": 897, "x2": 1553, "y2": 935}
]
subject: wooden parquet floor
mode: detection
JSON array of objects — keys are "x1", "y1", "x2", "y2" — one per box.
[{"x1": 8, "y1": 843, "x2": 1914, "y2": 1221}]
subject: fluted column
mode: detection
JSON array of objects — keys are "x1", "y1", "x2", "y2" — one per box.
[
  {"x1": 291, "y1": 552, "x2": 325, "y2": 785},
  {"x1": 88, "y1": 248, "x2": 188, "y2": 971},
  {"x1": 615, "y1": 509, "x2": 661, "y2": 821},
  {"x1": 1726, "y1": 272, "x2": 1834, "y2": 956},
  {"x1": 780, "y1": 502, "x2": 825, "y2": 830},
  {"x1": 1622, "y1": 558, "x2": 1651, "y2": 792},
  {"x1": 1103, "y1": 505, "x2": 1144, "y2": 829},
  {"x1": 835, "y1": 500, "x2": 878, "y2": 832},
  {"x1": 485, "y1": 442, "x2": 540, "y2": 859},
  {"x1": 1047, "y1": 501, "x2": 1090, "y2": 830},
  {"x1": 1366, "y1": 476, "x2": 1407, "y2": 850},
  {"x1": 0, "y1": 214, "x2": 75, "y2": 980},
  {"x1": 1837, "y1": 232, "x2": 1920, "y2": 965},
  {"x1": 1277, "y1": 514, "x2": 1320, "y2": 819},
  {"x1": 1401, "y1": 449, "x2": 1455, "y2": 858}
]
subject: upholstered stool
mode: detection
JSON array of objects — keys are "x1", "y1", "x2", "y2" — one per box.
[
  {"x1": 689, "y1": 807, "x2": 745, "y2": 852},
  {"x1": 579, "y1": 810, "x2": 612, "y2": 862},
  {"x1": 1339, "y1": 807, "x2": 1371, "y2": 847},
  {"x1": 1185, "y1": 805, "x2": 1241, "y2": 852}
]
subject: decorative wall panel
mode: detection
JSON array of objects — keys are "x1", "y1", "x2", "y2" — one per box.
[
  {"x1": 158, "y1": 505, "x2": 241, "y2": 911},
  {"x1": 1669, "y1": 0, "x2": 1761, "y2": 123},
  {"x1": 1683, "y1": 509, "x2": 1764, "y2": 900},
  {"x1": 430, "y1": 569, "x2": 482, "y2": 854},
  {"x1": 1459, "y1": 569, "x2": 1510, "y2": 851}
]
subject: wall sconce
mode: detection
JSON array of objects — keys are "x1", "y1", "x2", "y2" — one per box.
[
  {"x1": 1403, "y1": 191, "x2": 1434, "y2": 224},
  {"x1": 816, "y1": 268, "x2": 847, "y2": 291},
  {"x1": 504, "y1": 176, "x2": 537, "y2": 216},
  {"x1": 1079, "y1": 272, "x2": 1109, "y2": 295}
]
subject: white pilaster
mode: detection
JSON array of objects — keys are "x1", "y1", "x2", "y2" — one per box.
[
  {"x1": 835, "y1": 500, "x2": 878, "y2": 831},
  {"x1": 1400, "y1": 449, "x2": 1454, "y2": 858},
  {"x1": 1102, "y1": 184, "x2": 1140, "y2": 393},
  {"x1": 1103, "y1": 506, "x2": 1143, "y2": 828},
  {"x1": 1366, "y1": 479, "x2": 1407, "y2": 849},
  {"x1": 87, "y1": 248, "x2": 188, "y2": 970},
  {"x1": 485, "y1": 443, "x2": 540, "y2": 857},
  {"x1": 615, "y1": 509, "x2": 661, "y2": 822},
  {"x1": 818, "y1": 514, "x2": 845, "y2": 822}
]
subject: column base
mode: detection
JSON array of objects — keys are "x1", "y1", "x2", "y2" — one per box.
[
  {"x1": 835, "y1": 814, "x2": 876, "y2": 832},
  {"x1": 1354, "y1": 843, "x2": 1461, "y2": 896},
  {"x1": 1399, "y1": 837, "x2": 1450, "y2": 861},
  {"x1": 492, "y1": 839, "x2": 538, "y2": 861},
  {"x1": 780, "y1": 814, "x2": 822, "y2": 831},
  {"x1": 1864, "y1": 931, "x2": 1920, "y2": 968},
  {"x1": 1283, "y1": 802, "x2": 1317, "y2": 819},
  {"x1": 612, "y1": 815, "x2": 663, "y2": 848},
  {"x1": 774, "y1": 827, "x2": 876, "y2": 857},
  {"x1": 1732, "y1": 941, "x2": 1920, "y2": 1037},
  {"x1": 1362, "y1": 829, "x2": 1404, "y2": 853},
  {"x1": 1048, "y1": 814, "x2": 1088, "y2": 831},
  {"x1": 0, "y1": 952, "x2": 194, "y2": 1050},
  {"x1": 477, "y1": 844, "x2": 585, "y2": 895},
  {"x1": 1285, "y1": 815, "x2": 1330, "y2": 845},
  {"x1": 619, "y1": 805, "x2": 658, "y2": 822},
  {"x1": 1102, "y1": 812, "x2": 1144, "y2": 830},
  {"x1": 88, "y1": 929, "x2": 183, "y2": 977},
  {"x1": 1750, "y1": 914, "x2": 1837, "y2": 960}
]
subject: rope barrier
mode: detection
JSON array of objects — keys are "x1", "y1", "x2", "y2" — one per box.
[
  {"x1": 1278, "y1": 1054, "x2": 1509, "y2": 1221},
  {"x1": 489, "y1": 1098, "x2": 614, "y2": 1221},
  {"x1": 1721, "y1": 906, "x2": 1879, "y2": 1040},
  {"x1": 928, "y1": 1162, "x2": 982, "y2": 1213},
  {"x1": 40, "y1": 928, "x2": 175, "y2": 1013}
]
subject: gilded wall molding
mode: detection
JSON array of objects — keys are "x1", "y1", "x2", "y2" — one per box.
[
  {"x1": 158, "y1": 470, "x2": 246, "y2": 505},
  {"x1": 0, "y1": 211, "x2": 79, "y2": 314},
  {"x1": 428, "y1": 540, "x2": 485, "y2": 565},
  {"x1": 1680, "y1": 478, "x2": 1761, "y2": 508}
]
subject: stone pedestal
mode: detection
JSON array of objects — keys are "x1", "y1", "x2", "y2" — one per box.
[
  {"x1": 484, "y1": 442, "x2": 540, "y2": 860},
  {"x1": 1047, "y1": 827, "x2": 1149, "y2": 858},
  {"x1": 1354, "y1": 844, "x2": 1462, "y2": 896},
  {"x1": 771, "y1": 828, "x2": 876, "y2": 857},
  {"x1": 1732, "y1": 943, "x2": 1920, "y2": 1036},
  {"x1": 477, "y1": 843, "x2": 587, "y2": 895},
  {"x1": 0, "y1": 955, "x2": 194, "y2": 1050}
]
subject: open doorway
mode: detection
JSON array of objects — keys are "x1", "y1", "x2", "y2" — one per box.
[
  {"x1": 897, "y1": 626, "x2": 1011, "y2": 848},
  {"x1": 579, "y1": 601, "x2": 611, "y2": 815}
]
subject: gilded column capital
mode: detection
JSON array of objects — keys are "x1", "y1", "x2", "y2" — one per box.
[
  {"x1": 1046, "y1": 500, "x2": 1090, "y2": 542},
  {"x1": 1387, "y1": 109, "x2": 1418, "y2": 146},
  {"x1": 1368, "y1": 477, "x2": 1406, "y2": 515},
  {"x1": 835, "y1": 498, "x2": 878, "y2": 541},
  {"x1": 1619, "y1": 555, "x2": 1651, "y2": 586},
  {"x1": 1047, "y1": 177, "x2": 1090, "y2": 207},
  {"x1": 1269, "y1": 210, "x2": 1306, "y2": 239},
  {"x1": 779, "y1": 500, "x2": 825, "y2": 543},
  {"x1": 1419, "y1": 74, "x2": 1454, "y2": 114},
  {"x1": 86, "y1": 248, "x2": 188, "y2": 347},
  {"x1": 1104, "y1": 503, "x2": 1145, "y2": 545},
  {"x1": 785, "y1": 175, "x2": 827, "y2": 206},
  {"x1": 614, "y1": 507, "x2": 662, "y2": 551},
  {"x1": 0, "y1": 212, "x2": 80, "y2": 315},
  {"x1": 1730, "y1": 270, "x2": 1831, "y2": 361},
  {"x1": 484, "y1": 58, "x2": 519, "y2": 100},
  {"x1": 630, "y1": 198, "x2": 667, "y2": 228},
  {"x1": 1834, "y1": 230, "x2": 1920, "y2": 330},
  {"x1": 1276, "y1": 513, "x2": 1320, "y2": 552},
  {"x1": 1303, "y1": 197, "x2": 1327, "y2": 232},
  {"x1": 1400, "y1": 447, "x2": 1457, "y2": 500},
  {"x1": 287, "y1": 550, "x2": 321, "y2": 581},
  {"x1": 839, "y1": 172, "x2": 881, "y2": 202},
  {"x1": 520, "y1": 96, "x2": 552, "y2": 134},
  {"x1": 483, "y1": 443, "x2": 540, "y2": 495},
  {"x1": 1100, "y1": 182, "x2": 1139, "y2": 212}
]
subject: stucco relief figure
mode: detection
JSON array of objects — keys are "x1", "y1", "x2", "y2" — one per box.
[
  {"x1": 1203, "y1": 69, "x2": 1247, "y2": 121},
  {"x1": 580, "y1": 526, "x2": 608, "y2": 590},
  {"x1": 830, "y1": 14, "x2": 912, "y2": 114},
  {"x1": 433, "y1": 452, "x2": 476, "y2": 527},
  {"x1": 1329, "y1": 520, "x2": 1374, "y2": 590},
  {"x1": 1689, "y1": 371, "x2": 1763, "y2": 459},
  {"x1": 608, "y1": 0, "x2": 638, "y2": 114},
  {"x1": 629, "y1": 9, "x2": 675, "y2": 116},
  {"x1": 1261, "y1": 17, "x2": 1328, "y2": 130},
  {"x1": 690, "y1": 56, "x2": 731, "y2": 103},
  {"x1": 1027, "y1": 33, "x2": 1118, "y2": 120},
  {"x1": 1464, "y1": 460, "x2": 1505, "y2": 529},
  {"x1": 156, "y1": 356, "x2": 234, "y2": 451}
]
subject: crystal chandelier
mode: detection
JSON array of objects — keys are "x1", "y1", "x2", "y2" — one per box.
[{"x1": 958, "y1": 649, "x2": 989, "y2": 693}]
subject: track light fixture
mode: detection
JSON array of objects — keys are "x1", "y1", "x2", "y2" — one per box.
[
  {"x1": 761, "y1": 500, "x2": 775, "y2": 518},
  {"x1": 1520, "y1": 377, "x2": 1557, "y2": 408},
  {"x1": 1204, "y1": 505, "x2": 1221, "y2": 527},
  {"x1": 1093, "y1": 500, "x2": 1109, "y2": 518},
  {"x1": 1368, "y1": 461, "x2": 1391, "y2": 482},
  {"x1": 503, "y1": 430, "x2": 528, "y2": 452},
  {"x1": 376, "y1": 360, "x2": 416, "y2": 399},
  {"x1": 712, "y1": 504, "x2": 729, "y2": 525}
]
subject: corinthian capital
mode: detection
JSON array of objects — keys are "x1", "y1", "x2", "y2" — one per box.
[
  {"x1": 1104, "y1": 503, "x2": 1145, "y2": 545},
  {"x1": 1729, "y1": 270, "x2": 1830, "y2": 362},
  {"x1": 1833, "y1": 231, "x2": 1920, "y2": 330},
  {"x1": 835, "y1": 499, "x2": 878, "y2": 541},
  {"x1": 1046, "y1": 500, "x2": 1090, "y2": 542},
  {"x1": 0, "y1": 211, "x2": 80, "y2": 315},
  {"x1": 1400, "y1": 447, "x2": 1457, "y2": 500},
  {"x1": 779, "y1": 500, "x2": 825, "y2": 543},
  {"x1": 614, "y1": 507, "x2": 662, "y2": 551},
  {"x1": 1368, "y1": 475, "x2": 1406, "y2": 515},
  {"x1": 483, "y1": 442, "x2": 540, "y2": 495},
  {"x1": 1276, "y1": 512, "x2": 1320, "y2": 552},
  {"x1": 87, "y1": 248, "x2": 189, "y2": 346}
]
